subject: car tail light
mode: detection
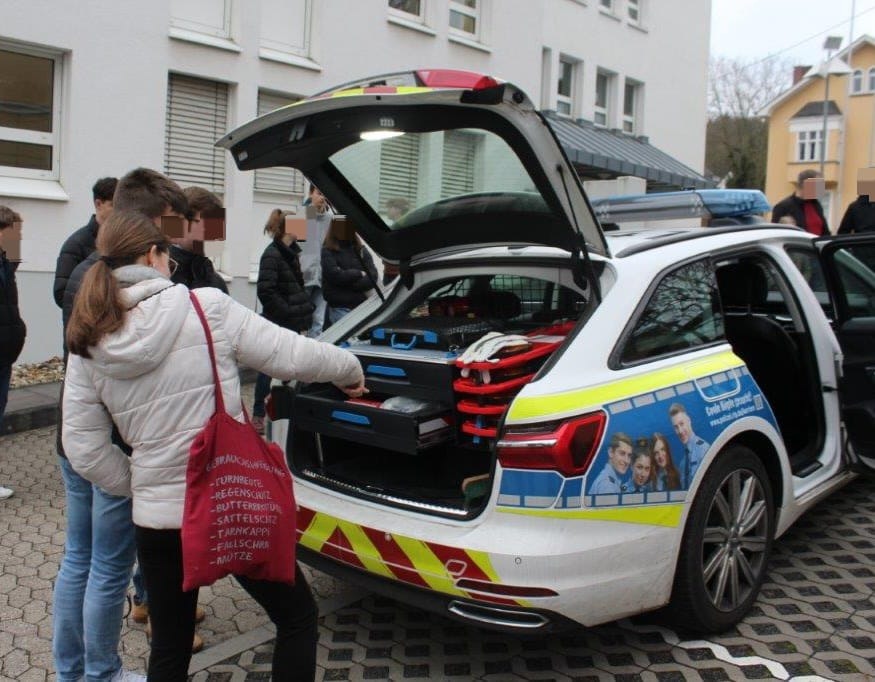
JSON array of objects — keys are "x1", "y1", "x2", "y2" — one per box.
[
  {"x1": 496, "y1": 411, "x2": 606, "y2": 477},
  {"x1": 415, "y1": 69, "x2": 499, "y2": 90}
]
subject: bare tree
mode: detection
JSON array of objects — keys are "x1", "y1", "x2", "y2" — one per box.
[{"x1": 706, "y1": 56, "x2": 793, "y2": 189}]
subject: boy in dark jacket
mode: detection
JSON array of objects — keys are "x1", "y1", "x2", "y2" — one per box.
[
  {"x1": 771, "y1": 169, "x2": 829, "y2": 235},
  {"x1": 174, "y1": 186, "x2": 228, "y2": 293},
  {"x1": 0, "y1": 206, "x2": 26, "y2": 499},
  {"x1": 252, "y1": 209, "x2": 315, "y2": 431},
  {"x1": 53, "y1": 177, "x2": 117, "y2": 308}
]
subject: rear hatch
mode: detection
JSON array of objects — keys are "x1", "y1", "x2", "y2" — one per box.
[{"x1": 220, "y1": 70, "x2": 605, "y2": 517}]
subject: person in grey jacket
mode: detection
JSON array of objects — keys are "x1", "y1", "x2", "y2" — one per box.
[
  {"x1": 63, "y1": 210, "x2": 364, "y2": 681},
  {"x1": 299, "y1": 184, "x2": 332, "y2": 336}
]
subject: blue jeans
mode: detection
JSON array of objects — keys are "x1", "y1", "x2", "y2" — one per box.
[
  {"x1": 306, "y1": 285, "x2": 327, "y2": 337},
  {"x1": 53, "y1": 457, "x2": 137, "y2": 682},
  {"x1": 253, "y1": 372, "x2": 272, "y2": 418},
  {"x1": 0, "y1": 362, "x2": 11, "y2": 426},
  {"x1": 327, "y1": 306, "x2": 351, "y2": 327}
]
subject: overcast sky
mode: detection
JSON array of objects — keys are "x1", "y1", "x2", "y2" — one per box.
[{"x1": 710, "y1": 0, "x2": 875, "y2": 65}]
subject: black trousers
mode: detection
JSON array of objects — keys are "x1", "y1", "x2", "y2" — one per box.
[{"x1": 135, "y1": 526, "x2": 317, "y2": 681}]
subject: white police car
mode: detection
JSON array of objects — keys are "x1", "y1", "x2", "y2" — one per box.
[{"x1": 219, "y1": 70, "x2": 875, "y2": 633}]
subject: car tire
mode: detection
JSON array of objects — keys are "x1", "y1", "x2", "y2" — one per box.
[{"x1": 668, "y1": 445, "x2": 775, "y2": 634}]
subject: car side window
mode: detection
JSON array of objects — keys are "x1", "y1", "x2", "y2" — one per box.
[
  {"x1": 620, "y1": 260, "x2": 724, "y2": 364},
  {"x1": 786, "y1": 247, "x2": 834, "y2": 320},
  {"x1": 831, "y1": 244, "x2": 875, "y2": 319}
]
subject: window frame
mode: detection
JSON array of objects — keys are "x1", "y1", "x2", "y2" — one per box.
[
  {"x1": 626, "y1": 0, "x2": 640, "y2": 24},
  {"x1": 259, "y1": 0, "x2": 313, "y2": 59},
  {"x1": 622, "y1": 79, "x2": 641, "y2": 134},
  {"x1": 170, "y1": 0, "x2": 233, "y2": 39},
  {"x1": 0, "y1": 42, "x2": 63, "y2": 181},
  {"x1": 556, "y1": 56, "x2": 581, "y2": 118},
  {"x1": 448, "y1": 0, "x2": 480, "y2": 39},
  {"x1": 796, "y1": 128, "x2": 824, "y2": 163},
  {"x1": 388, "y1": 0, "x2": 426, "y2": 23},
  {"x1": 851, "y1": 69, "x2": 863, "y2": 93},
  {"x1": 599, "y1": 0, "x2": 614, "y2": 10},
  {"x1": 594, "y1": 70, "x2": 612, "y2": 127},
  {"x1": 612, "y1": 257, "x2": 725, "y2": 369},
  {"x1": 868, "y1": 67, "x2": 875, "y2": 92}
]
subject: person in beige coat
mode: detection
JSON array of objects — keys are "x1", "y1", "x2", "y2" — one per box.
[{"x1": 63, "y1": 210, "x2": 365, "y2": 681}]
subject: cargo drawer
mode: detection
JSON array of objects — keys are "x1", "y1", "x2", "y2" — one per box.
[
  {"x1": 350, "y1": 346, "x2": 458, "y2": 403},
  {"x1": 294, "y1": 385, "x2": 454, "y2": 455}
]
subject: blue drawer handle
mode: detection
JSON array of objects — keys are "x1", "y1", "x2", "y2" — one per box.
[
  {"x1": 390, "y1": 333, "x2": 418, "y2": 350},
  {"x1": 366, "y1": 364, "x2": 407, "y2": 378},
  {"x1": 331, "y1": 410, "x2": 371, "y2": 426}
]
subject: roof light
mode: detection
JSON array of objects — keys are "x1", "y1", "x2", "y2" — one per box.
[
  {"x1": 591, "y1": 189, "x2": 771, "y2": 224},
  {"x1": 415, "y1": 69, "x2": 499, "y2": 90},
  {"x1": 360, "y1": 130, "x2": 405, "y2": 141}
]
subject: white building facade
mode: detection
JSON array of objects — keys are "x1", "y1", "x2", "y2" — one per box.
[{"x1": 1, "y1": 0, "x2": 711, "y2": 362}]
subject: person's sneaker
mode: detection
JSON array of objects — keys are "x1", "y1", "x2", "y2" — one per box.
[
  {"x1": 195, "y1": 605, "x2": 206, "y2": 623},
  {"x1": 252, "y1": 415, "x2": 265, "y2": 435},
  {"x1": 0, "y1": 486, "x2": 14, "y2": 500},
  {"x1": 130, "y1": 598, "x2": 149, "y2": 624},
  {"x1": 110, "y1": 669, "x2": 146, "y2": 682}
]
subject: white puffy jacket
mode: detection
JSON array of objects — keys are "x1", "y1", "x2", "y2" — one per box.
[{"x1": 62, "y1": 265, "x2": 363, "y2": 529}]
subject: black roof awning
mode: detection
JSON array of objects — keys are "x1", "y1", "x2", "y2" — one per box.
[
  {"x1": 545, "y1": 112, "x2": 714, "y2": 191},
  {"x1": 792, "y1": 100, "x2": 841, "y2": 118}
]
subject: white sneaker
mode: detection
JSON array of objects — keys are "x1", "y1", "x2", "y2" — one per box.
[
  {"x1": 0, "y1": 486, "x2": 13, "y2": 500},
  {"x1": 110, "y1": 669, "x2": 146, "y2": 682}
]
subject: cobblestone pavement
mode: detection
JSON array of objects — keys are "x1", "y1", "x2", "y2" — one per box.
[{"x1": 2, "y1": 415, "x2": 874, "y2": 680}]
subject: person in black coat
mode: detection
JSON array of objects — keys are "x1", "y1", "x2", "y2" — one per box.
[
  {"x1": 53, "y1": 177, "x2": 117, "y2": 308},
  {"x1": 172, "y1": 187, "x2": 228, "y2": 293},
  {"x1": 321, "y1": 219, "x2": 378, "y2": 327},
  {"x1": 252, "y1": 209, "x2": 315, "y2": 429},
  {"x1": 0, "y1": 206, "x2": 26, "y2": 499},
  {"x1": 771, "y1": 169, "x2": 829, "y2": 235},
  {"x1": 838, "y1": 194, "x2": 875, "y2": 234}
]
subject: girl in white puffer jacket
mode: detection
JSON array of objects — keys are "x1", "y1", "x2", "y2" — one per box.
[{"x1": 63, "y1": 210, "x2": 365, "y2": 681}]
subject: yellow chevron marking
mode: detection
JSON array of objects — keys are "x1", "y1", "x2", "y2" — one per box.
[
  {"x1": 337, "y1": 521, "x2": 395, "y2": 579},
  {"x1": 508, "y1": 350, "x2": 743, "y2": 421},
  {"x1": 392, "y1": 536, "x2": 466, "y2": 596},
  {"x1": 298, "y1": 512, "x2": 338, "y2": 552},
  {"x1": 466, "y1": 550, "x2": 501, "y2": 583},
  {"x1": 497, "y1": 503, "x2": 684, "y2": 527}
]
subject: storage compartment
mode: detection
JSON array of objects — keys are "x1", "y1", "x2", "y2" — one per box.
[
  {"x1": 350, "y1": 345, "x2": 458, "y2": 403},
  {"x1": 294, "y1": 385, "x2": 454, "y2": 455}
]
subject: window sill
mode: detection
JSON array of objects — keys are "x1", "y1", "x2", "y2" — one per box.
[
  {"x1": 258, "y1": 48, "x2": 322, "y2": 72},
  {"x1": 0, "y1": 176, "x2": 69, "y2": 201},
  {"x1": 447, "y1": 33, "x2": 492, "y2": 53},
  {"x1": 387, "y1": 14, "x2": 437, "y2": 36},
  {"x1": 628, "y1": 21, "x2": 648, "y2": 34},
  {"x1": 598, "y1": 7, "x2": 622, "y2": 21},
  {"x1": 169, "y1": 27, "x2": 241, "y2": 53}
]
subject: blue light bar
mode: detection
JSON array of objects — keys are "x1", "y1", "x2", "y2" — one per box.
[{"x1": 591, "y1": 189, "x2": 771, "y2": 224}]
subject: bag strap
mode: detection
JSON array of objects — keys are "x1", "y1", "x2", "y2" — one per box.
[{"x1": 189, "y1": 291, "x2": 226, "y2": 415}]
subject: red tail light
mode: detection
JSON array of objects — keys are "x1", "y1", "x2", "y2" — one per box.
[
  {"x1": 415, "y1": 69, "x2": 499, "y2": 90},
  {"x1": 496, "y1": 411, "x2": 606, "y2": 477}
]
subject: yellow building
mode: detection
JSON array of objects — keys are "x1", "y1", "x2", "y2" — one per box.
[{"x1": 762, "y1": 36, "x2": 875, "y2": 231}]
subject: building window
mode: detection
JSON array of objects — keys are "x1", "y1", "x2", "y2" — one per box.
[
  {"x1": 171, "y1": 0, "x2": 232, "y2": 39},
  {"x1": 627, "y1": 0, "x2": 640, "y2": 23},
  {"x1": 796, "y1": 129, "x2": 824, "y2": 162},
  {"x1": 379, "y1": 133, "x2": 421, "y2": 214},
  {"x1": 557, "y1": 57, "x2": 577, "y2": 116},
  {"x1": 868, "y1": 67, "x2": 875, "y2": 92},
  {"x1": 261, "y1": 0, "x2": 312, "y2": 58},
  {"x1": 0, "y1": 43, "x2": 62, "y2": 180},
  {"x1": 599, "y1": 0, "x2": 613, "y2": 9},
  {"x1": 852, "y1": 69, "x2": 863, "y2": 93},
  {"x1": 254, "y1": 91, "x2": 306, "y2": 198},
  {"x1": 389, "y1": 0, "x2": 424, "y2": 21},
  {"x1": 449, "y1": 0, "x2": 479, "y2": 38},
  {"x1": 623, "y1": 80, "x2": 640, "y2": 133},
  {"x1": 594, "y1": 71, "x2": 612, "y2": 127},
  {"x1": 164, "y1": 74, "x2": 228, "y2": 193},
  {"x1": 441, "y1": 130, "x2": 478, "y2": 198}
]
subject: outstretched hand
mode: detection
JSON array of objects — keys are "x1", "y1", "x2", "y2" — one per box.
[{"x1": 339, "y1": 378, "x2": 368, "y2": 398}]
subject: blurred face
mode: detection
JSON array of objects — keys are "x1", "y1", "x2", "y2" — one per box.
[
  {"x1": 310, "y1": 187, "x2": 326, "y2": 211},
  {"x1": 156, "y1": 207, "x2": 193, "y2": 250},
  {"x1": 94, "y1": 198, "x2": 113, "y2": 224},
  {"x1": 633, "y1": 455, "x2": 651, "y2": 487},
  {"x1": 653, "y1": 438, "x2": 668, "y2": 468},
  {"x1": 608, "y1": 441, "x2": 632, "y2": 475},
  {"x1": 672, "y1": 411, "x2": 692, "y2": 445}
]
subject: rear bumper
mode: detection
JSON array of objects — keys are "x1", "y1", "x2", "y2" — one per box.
[{"x1": 299, "y1": 545, "x2": 580, "y2": 634}]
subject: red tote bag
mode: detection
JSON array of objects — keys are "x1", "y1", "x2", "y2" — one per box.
[{"x1": 181, "y1": 291, "x2": 296, "y2": 591}]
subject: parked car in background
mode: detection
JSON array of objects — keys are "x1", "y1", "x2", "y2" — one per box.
[{"x1": 219, "y1": 70, "x2": 875, "y2": 633}]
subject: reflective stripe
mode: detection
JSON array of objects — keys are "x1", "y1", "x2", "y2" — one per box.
[
  {"x1": 497, "y1": 503, "x2": 685, "y2": 527},
  {"x1": 337, "y1": 521, "x2": 396, "y2": 579},
  {"x1": 507, "y1": 350, "x2": 743, "y2": 421},
  {"x1": 392, "y1": 536, "x2": 467, "y2": 596},
  {"x1": 298, "y1": 510, "x2": 338, "y2": 552}
]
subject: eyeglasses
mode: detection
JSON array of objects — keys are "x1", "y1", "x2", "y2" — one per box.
[{"x1": 168, "y1": 257, "x2": 178, "y2": 277}]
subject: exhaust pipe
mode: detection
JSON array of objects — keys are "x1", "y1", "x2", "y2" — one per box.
[{"x1": 447, "y1": 600, "x2": 550, "y2": 629}]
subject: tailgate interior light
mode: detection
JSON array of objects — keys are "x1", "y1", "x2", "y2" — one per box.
[{"x1": 360, "y1": 130, "x2": 406, "y2": 141}]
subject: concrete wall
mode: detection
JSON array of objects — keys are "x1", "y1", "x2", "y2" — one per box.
[{"x1": 1, "y1": 0, "x2": 711, "y2": 362}]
